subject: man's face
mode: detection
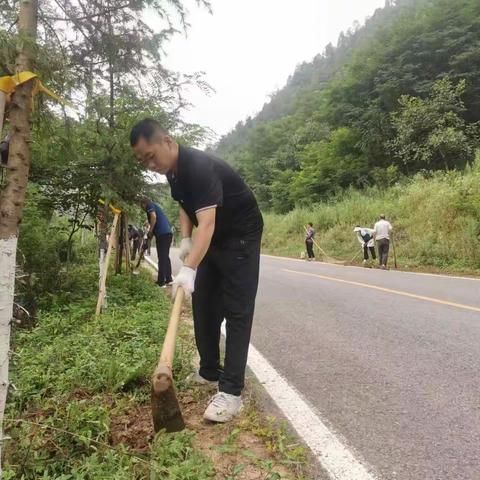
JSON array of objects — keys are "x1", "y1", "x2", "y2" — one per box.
[{"x1": 133, "y1": 136, "x2": 174, "y2": 175}]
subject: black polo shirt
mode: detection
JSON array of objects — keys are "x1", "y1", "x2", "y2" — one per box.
[{"x1": 167, "y1": 145, "x2": 263, "y2": 245}]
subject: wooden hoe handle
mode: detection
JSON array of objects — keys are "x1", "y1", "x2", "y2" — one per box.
[
  {"x1": 160, "y1": 287, "x2": 184, "y2": 366},
  {"x1": 152, "y1": 287, "x2": 185, "y2": 394}
]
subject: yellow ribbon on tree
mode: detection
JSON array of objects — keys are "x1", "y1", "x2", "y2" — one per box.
[
  {"x1": 0, "y1": 71, "x2": 72, "y2": 107},
  {"x1": 98, "y1": 198, "x2": 122, "y2": 215}
]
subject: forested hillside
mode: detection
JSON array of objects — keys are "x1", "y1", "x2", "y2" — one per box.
[{"x1": 216, "y1": 0, "x2": 480, "y2": 213}]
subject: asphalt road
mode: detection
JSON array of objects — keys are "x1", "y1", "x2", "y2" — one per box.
[{"x1": 150, "y1": 249, "x2": 480, "y2": 480}]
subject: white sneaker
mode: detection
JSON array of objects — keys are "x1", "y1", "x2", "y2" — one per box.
[
  {"x1": 203, "y1": 392, "x2": 243, "y2": 423},
  {"x1": 186, "y1": 371, "x2": 218, "y2": 386}
]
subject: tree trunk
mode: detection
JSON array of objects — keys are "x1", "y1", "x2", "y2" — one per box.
[
  {"x1": 107, "y1": 14, "x2": 115, "y2": 130},
  {"x1": 0, "y1": 0, "x2": 38, "y2": 470},
  {"x1": 115, "y1": 212, "x2": 124, "y2": 274},
  {"x1": 108, "y1": 65, "x2": 115, "y2": 129},
  {"x1": 0, "y1": 92, "x2": 5, "y2": 137},
  {"x1": 96, "y1": 213, "x2": 120, "y2": 315},
  {"x1": 124, "y1": 214, "x2": 131, "y2": 273},
  {"x1": 98, "y1": 203, "x2": 108, "y2": 284}
]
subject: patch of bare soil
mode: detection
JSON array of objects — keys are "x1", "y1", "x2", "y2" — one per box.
[
  {"x1": 182, "y1": 385, "x2": 295, "y2": 480},
  {"x1": 109, "y1": 383, "x2": 299, "y2": 479},
  {"x1": 110, "y1": 404, "x2": 154, "y2": 453}
]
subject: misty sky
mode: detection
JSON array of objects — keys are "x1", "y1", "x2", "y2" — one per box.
[{"x1": 163, "y1": 0, "x2": 387, "y2": 139}]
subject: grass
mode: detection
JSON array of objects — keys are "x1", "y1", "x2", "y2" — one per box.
[
  {"x1": 239, "y1": 408, "x2": 309, "y2": 477},
  {"x1": 3, "y1": 264, "x2": 213, "y2": 479},
  {"x1": 262, "y1": 157, "x2": 480, "y2": 274},
  {"x1": 4, "y1": 256, "x2": 313, "y2": 479}
]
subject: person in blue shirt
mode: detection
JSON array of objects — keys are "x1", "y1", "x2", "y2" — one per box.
[{"x1": 140, "y1": 198, "x2": 173, "y2": 287}]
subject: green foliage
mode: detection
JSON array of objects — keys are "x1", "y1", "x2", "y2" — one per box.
[
  {"x1": 4, "y1": 261, "x2": 211, "y2": 479},
  {"x1": 1, "y1": 1, "x2": 211, "y2": 260},
  {"x1": 290, "y1": 127, "x2": 368, "y2": 206},
  {"x1": 246, "y1": 413, "x2": 307, "y2": 464},
  {"x1": 150, "y1": 431, "x2": 215, "y2": 479},
  {"x1": 10, "y1": 271, "x2": 183, "y2": 408},
  {"x1": 15, "y1": 184, "x2": 97, "y2": 314},
  {"x1": 262, "y1": 153, "x2": 480, "y2": 272},
  {"x1": 389, "y1": 78, "x2": 480, "y2": 171},
  {"x1": 216, "y1": 0, "x2": 480, "y2": 211}
]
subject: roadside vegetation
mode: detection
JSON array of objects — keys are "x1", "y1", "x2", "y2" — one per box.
[
  {"x1": 4, "y1": 245, "x2": 209, "y2": 479},
  {"x1": 217, "y1": 0, "x2": 480, "y2": 214},
  {"x1": 4, "y1": 194, "x2": 310, "y2": 479},
  {"x1": 214, "y1": 0, "x2": 480, "y2": 276},
  {"x1": 262, "y1": 154, "x2": 480, "y2": 274}
]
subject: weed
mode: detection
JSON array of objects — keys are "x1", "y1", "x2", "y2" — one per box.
[
  {"x1": 263, "y1": 155, "x2": 480, "y2": 274},
  {"x1": 240, "y1": 409, "x2": 308, "y2": 477},
  {"x1": 4, "y1": 262, "x2": 212, "y2": 479}
]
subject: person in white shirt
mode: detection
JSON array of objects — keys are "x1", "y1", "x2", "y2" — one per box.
[
  {"x1": 373, "y1": 214, "x2": 393, "y2": 269},
  {"x1": 354, "y1": 226, "x2": 376, "y2": 265}
]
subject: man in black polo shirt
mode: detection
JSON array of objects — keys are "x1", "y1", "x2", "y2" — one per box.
[{"x1": 130, "y1": 118, "x2": 263, "y2": 423}]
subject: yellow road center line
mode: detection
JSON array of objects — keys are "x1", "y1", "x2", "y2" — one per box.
[{"x1": 283, "y1": 269, "x2": 480, "y2": 314}]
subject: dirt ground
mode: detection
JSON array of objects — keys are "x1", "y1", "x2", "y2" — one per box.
[
  {"x1": 111, "y1": 385, "x2": 302, "y2": 479},
  {"x1": 122, "y1": 267, "x2": 313, "y2": 479}
]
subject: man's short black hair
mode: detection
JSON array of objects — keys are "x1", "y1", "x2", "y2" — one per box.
[
  {"x1": 308, "y1": 222, "x2": 313, "y2": 227},
  {"x1": 130, "y1": 118, "x2": 168, "y2": 147},
  {"x1": 139, "y1": 196, "x2": 150, "y2": 207}
]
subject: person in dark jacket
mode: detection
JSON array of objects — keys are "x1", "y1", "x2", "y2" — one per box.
[
  {"x1": 131, "y1": 118, "x2": 263, "y2": 423},
  {"x1": 305, "y1": 223, "x2": 315, "y2": 261}
]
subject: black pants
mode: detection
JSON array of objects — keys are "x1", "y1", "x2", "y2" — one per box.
[
  {"x1": 363, "y1": 245, "x2": 376, "y2": 260},
  {"x1": 377, "y1": 238, "x2": 390, "y2": 266},
  {"x1": 155, "y1": 233, "x2": 173, "y2": 285},
  {"x1": 192, "y1": 233, "x2": 262, "y2": 396},
  {"x1": 306, "y1": 239, "x2": 314, "y2": 258}
]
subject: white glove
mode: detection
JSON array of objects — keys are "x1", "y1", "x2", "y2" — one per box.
[
  {"x1": 172, "y1": 266, "x2": 196, "y2": 297},
  {"x1": 178, "y1": 237, "x2": 193, "y2": 262}
]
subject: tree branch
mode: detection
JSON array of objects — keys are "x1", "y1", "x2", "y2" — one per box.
[{"x1": 41, "y1": 3, "x2": 133, "y2": 22}]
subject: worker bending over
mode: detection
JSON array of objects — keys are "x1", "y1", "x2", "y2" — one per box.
[
  {"x1": 131, "y1": 119, "x2": 263, "y2": 423},
  {"x1": 354, "y1": 226, "x2": 376, "y2": 265}
]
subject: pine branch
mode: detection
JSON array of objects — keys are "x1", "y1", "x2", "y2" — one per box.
[{"x1": 41, "y1": 3, "x2": 134, "y2": 22}]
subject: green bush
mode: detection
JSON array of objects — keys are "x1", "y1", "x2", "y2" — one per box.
[{"x1": 16, "y1": 184, "x2": 98, "y2": 314}]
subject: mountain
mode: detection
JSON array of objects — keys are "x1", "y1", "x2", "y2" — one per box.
[{"x1": 215, "y1": 0, "x2": 480, "y2": 213}]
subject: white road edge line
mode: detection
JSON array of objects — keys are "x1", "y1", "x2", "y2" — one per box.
[
  {"x1": 143, "y1": 255, "x2": 157, "y2": 269},
  {"x1": 149, "y1": 257, "x2": 378, "y2": 480},
  {"x1": 221, "y1": 325, "x2": 378, "y2": 480}
]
